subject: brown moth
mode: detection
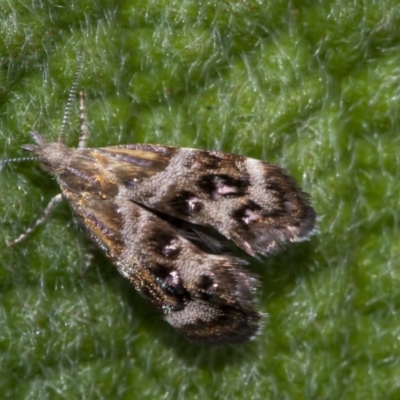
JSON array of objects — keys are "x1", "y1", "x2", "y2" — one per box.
[{"x1": 4, "y1": 71, "x2": 316, "y2": 345}]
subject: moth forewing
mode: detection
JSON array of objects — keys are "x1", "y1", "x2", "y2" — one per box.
[{"x1": 80, "y1": 144, "x2": 317, "y2": 256}]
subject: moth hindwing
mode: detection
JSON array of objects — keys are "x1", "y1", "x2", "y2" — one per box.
[{"x1": 7, "y1": 88, "x2": 316, "y2": 345}]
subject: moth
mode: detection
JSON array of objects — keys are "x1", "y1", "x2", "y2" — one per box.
[{"x1": 4, "y1": 68, "x2": 316, "y2": 345}]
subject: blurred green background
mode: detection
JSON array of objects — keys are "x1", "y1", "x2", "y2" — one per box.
[{"x1": 1, "y1": 0, "x2": 399, "y2": 399}]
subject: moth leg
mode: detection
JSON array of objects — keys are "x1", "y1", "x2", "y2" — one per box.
[
  {"x1": 78, "y1": 244, "x2": 96, "y2": 278},
  {"x1": 78, "y1": 91, "x2": 89, "y2": 149},
  {"x1": 6, "y1": 193, "x2": 63, "y2": 247}
]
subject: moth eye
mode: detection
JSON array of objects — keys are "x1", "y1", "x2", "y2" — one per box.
[
  {"x1": 169, "y1": 190, "x2": 203, "y2": 216},
  {"x1": 232, "y1": 200, "x2": 264, "y2": 226},
  {"x1": 197, "y1": 174, "x2": 249, "y2": 199}
]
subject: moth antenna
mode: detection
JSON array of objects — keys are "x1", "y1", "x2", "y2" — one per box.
[
  {"x1": 78, "y1": 91, "x2": 89, "y2": 149},
  {"x1": 0, "y1": 156, "x2": 39, "y2": 167},
  {"x1": 58, "y1": 52, "x2": 83, "y2": 143},
  {"x1": 6, "y1": 193, "x2": 63, "y2": 247}
]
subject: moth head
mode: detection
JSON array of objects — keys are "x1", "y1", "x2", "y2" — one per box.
[{"x1": 21, "y1": 131, "x2": 68, "y2": 173}]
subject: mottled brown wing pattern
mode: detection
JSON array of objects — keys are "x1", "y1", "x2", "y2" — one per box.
[
  {"x1": 94, "y1": 145, "x2": 316, "y2": 256},
  {"x1": 20, "y1": 134, "x2": 315, "y2": 345},
  {"x1": 62, "y1": 172, "x2": 260, "y2": 345}
]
